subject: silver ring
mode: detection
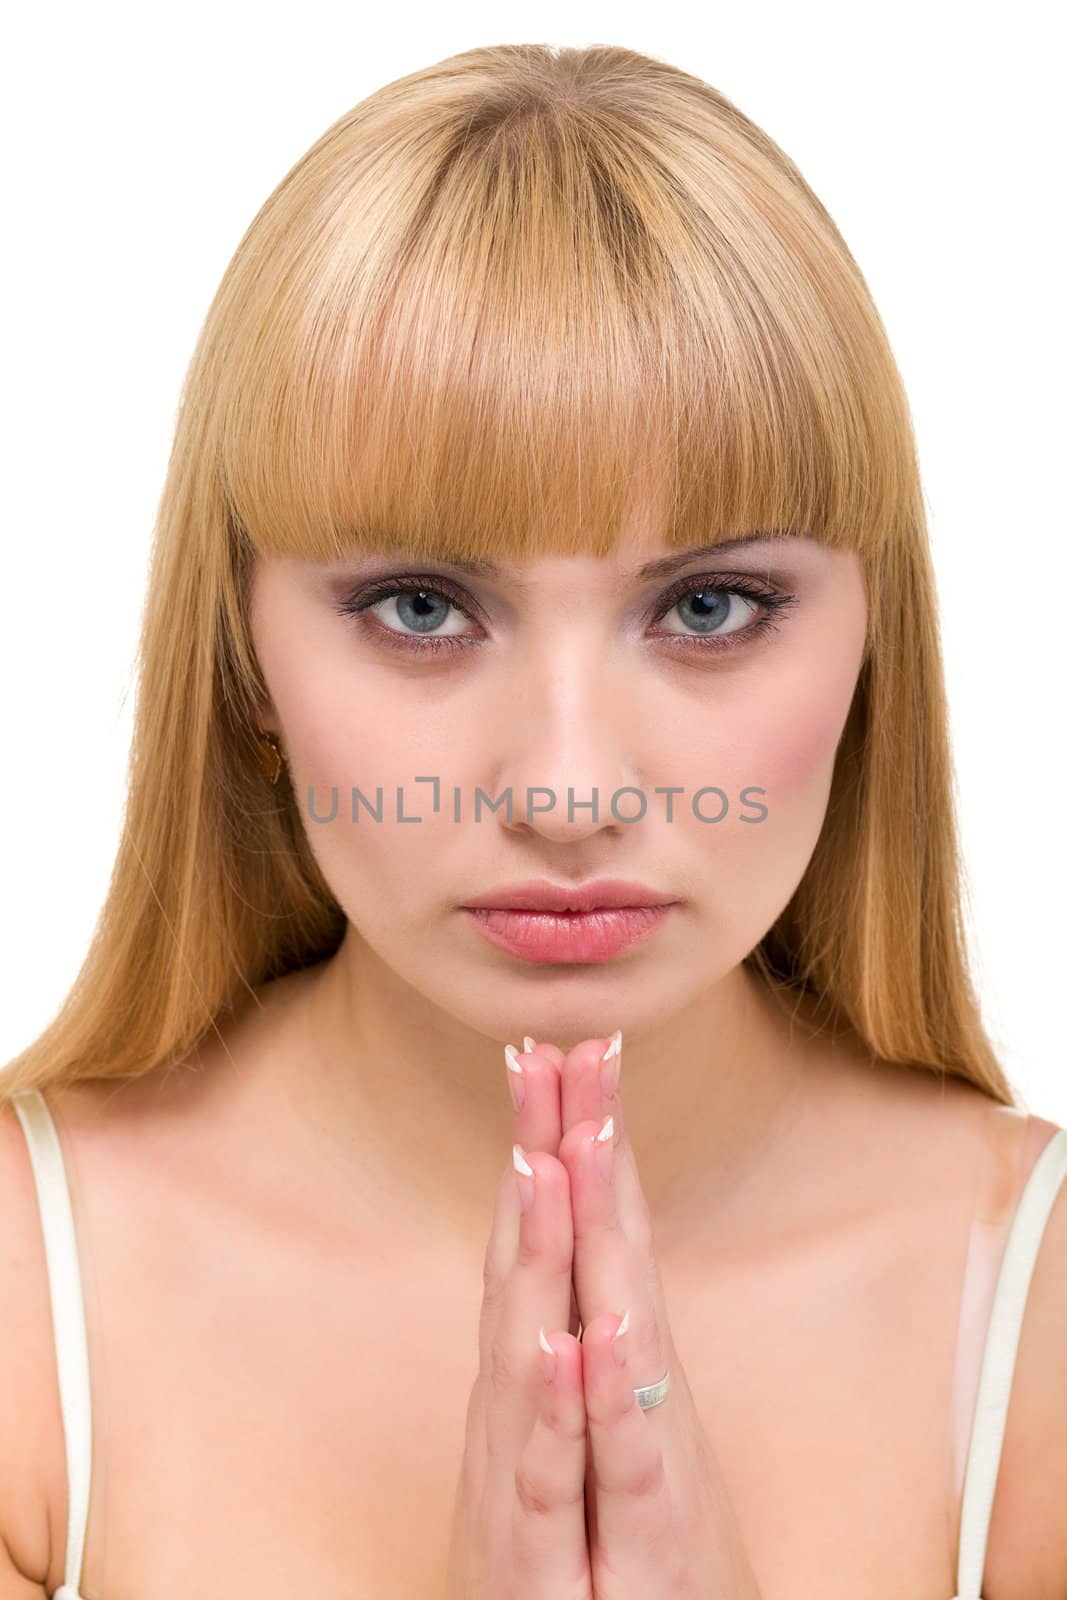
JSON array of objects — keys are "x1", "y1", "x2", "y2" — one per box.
[{"x1": 633, "y1": 1368, "x2": 670, "y2": 1410}]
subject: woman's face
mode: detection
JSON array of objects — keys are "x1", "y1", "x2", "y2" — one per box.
[{"x1": 249, "y1": 521, "x2": 868, "y2": 1043}]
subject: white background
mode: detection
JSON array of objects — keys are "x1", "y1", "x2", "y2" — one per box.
[{"x1": 2, "y1": 2, "x2": 1063, "y2": 1122}]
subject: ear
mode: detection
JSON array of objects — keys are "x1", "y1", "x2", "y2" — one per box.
[{"x1": 253, "y1": 692, "x2": 281, "y2": 739}]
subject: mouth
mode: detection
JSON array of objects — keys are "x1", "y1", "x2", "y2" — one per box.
[
  {"x1": 460, "y1": 905, "x2": 677, "y2": 964},
  {"x1": 460, "y1": 877, "x2": 679, "y2": 914}
]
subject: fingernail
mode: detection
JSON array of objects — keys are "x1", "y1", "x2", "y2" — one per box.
[
  {"x1": 504, "y1": 1042, "x2": 526, "y2": 1112},
  {"x1": 513, "y1": 1143, "x2": 535, "y2": 1210},
  {"x1": 611, "y1": 1307, "x2": 630, "y2": 1367},
  {"x1": 595, "y1": 1113, "x2": 614, "y2": 1181},
  {"x1": 523, "y1": 1035, "x2": 537, "y2": 1052},
  {"x1": 600, "y1": 1027, "x2": 622, "y2": 1099},
  {"x1": 538, "y1": 1325, "x2": 557, "y2": 1384}
]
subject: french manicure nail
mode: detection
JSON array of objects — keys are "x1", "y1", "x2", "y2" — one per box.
[
  {"x1": 513, "y1": 1143, "x2": 535, "y2": 1210},
  {"x1": 611, "y1": 1307, "x2": 630, "y2": 1367},
  {"x1": 595, "y1": 1113, "x2": 614, "y2": 1181},
  {"x1": 538, "y1": 1325, "x2": 557, "y2": 1384},
  {"x1": 600, "y1": 1027, "x2": 622, "y2": 1098},
  {"x1": 504, "y1": 1042, "x2": 526, "y2": 1112},
  {"x1": 523, "y1": 1035, "x2": 537, "y2": 1052}
]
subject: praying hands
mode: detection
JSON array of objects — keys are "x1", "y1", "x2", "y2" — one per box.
[{"x1": 443, "y1": 1030, "x2": 765, "y2": 1599}]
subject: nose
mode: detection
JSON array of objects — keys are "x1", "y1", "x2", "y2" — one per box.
[{"x1": 491, "y1": 643, "x2": 648, "y2": 845}]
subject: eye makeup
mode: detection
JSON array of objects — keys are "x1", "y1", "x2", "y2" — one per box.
[{"x1": 331, "y1": 568, "x2": 800, "y2": 661}]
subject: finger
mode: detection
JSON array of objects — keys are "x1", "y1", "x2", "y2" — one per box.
[
  {"x1": 478, "y1": 1200, "x2": 578, "y2": 1371},
  {"x1": 504, "y1": 1040, "x2": 564, "y2": 1156},
  {"x1": 560, "y1": 1031, "x2": 622, "y2": 1142},
  {"x1": 557, "y1": 1031, "x2": 629, "y2": 1348},
  {"x1": 560, "y1": 1033, "x2": 667, "y2": 1309},
  {"x1": 521, "y1": 1035, "x2": 567, "y2": 1072},
  {"x1": 503, "y1": 1041, "x2": 581, "y2": 1340},
  {"x1": 481, "y1": 1144, "x2": 577, "y2": 1462},
  {"x1": 559, "y1": 1107, "x2": 671, "y2": 1396},
  {"x1": 512, "y1": 1328, "x2": 590, "y2": 1593},
  {"x1": 485, "y1": 1039, "x2": 563, "y2": 1289},
  {"x1": 580, "y1": 1313, "x2": 675, "y2": 1562}
]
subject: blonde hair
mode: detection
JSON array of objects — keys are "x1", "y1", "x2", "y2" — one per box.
[{"x1": 1, "y1": 43, "x2": 1013, "y2": 1104}]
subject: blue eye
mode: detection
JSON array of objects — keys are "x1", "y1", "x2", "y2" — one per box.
[
  {"x1": 334, "y1": 573, "x2": 798, "y2": 658},
  {"x1": 651, "y1": 578, "x2": 797, "y2": 649},
  {"x1": 369, "y1": 587, "x2": 468, "y2": 637},
  {"x1": 660, "y1": 586, "x2": 752, "y2": 636},
  {"x1": 335, "y1": 577, "x2": 480, "y2": 655}
]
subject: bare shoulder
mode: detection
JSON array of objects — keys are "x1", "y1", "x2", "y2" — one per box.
[
  {"x1": 0, "y1": 1063, "x2": 238, "y2": 1598},
  {"x1": 984, "y1": 1112, "x2": 1067, "y2": 1600},
  {"x1": 844, "y1": 1069, "x2": 1067, "y2": 1596},
  {"x1": 0, "y1": 1094, "x2": 66, "y2": 1590},
  {"x1": 0, "y1": 1047, "x2": 269, "y2": 1599}
]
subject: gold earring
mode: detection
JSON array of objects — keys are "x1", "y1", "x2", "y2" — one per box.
[{"x1": 254, "y1": 728, "x2": 284, "y2": 785}]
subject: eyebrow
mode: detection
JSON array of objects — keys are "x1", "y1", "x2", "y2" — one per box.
[{"x1": 426, "y1": 531, "x2": 812, "y2": 586}]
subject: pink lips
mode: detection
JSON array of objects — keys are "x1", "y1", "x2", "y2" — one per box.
[{"x1": 459, "y1": 878, "x2": 680, "y2": 964}]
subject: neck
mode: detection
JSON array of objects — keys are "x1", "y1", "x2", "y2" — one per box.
[{"x1": 246, "y1": 928, "x2": 840, "y2": 1256}]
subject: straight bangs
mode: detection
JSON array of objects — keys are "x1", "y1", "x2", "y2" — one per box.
[
  {"x1": 205, "y1": 46, "x2": 915, "y2": 584},
  {"x1": 2, "y1": 45, "x2": 1014, "y2": 1108}
]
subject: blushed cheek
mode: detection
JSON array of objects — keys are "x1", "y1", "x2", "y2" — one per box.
[
  {"x1": 297, "y1": 704, "x2": 391, "y2": 789},
  {"x1": 735, "y1": 612, "x2": 864, "y2": 805},
  {"x1": 753, "y1": 690, "x2": 851, "y2": 804},
  {"x1": 701, "y1": 670, "x2": 861, "y2": 955},
  {"x1": 280, "y1": 644, "x2": 413, "y2": 789}
]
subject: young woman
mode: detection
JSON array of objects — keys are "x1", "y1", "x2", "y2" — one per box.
[{"x1": 2, "y1": 42, "x2": 1064, "y2": 1600}]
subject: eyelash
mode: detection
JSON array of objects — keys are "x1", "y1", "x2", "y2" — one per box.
[{"x1": 334, "y1": 572, "x2": 799, "y2": 658}]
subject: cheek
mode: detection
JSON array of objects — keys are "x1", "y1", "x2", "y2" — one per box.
[
  {"x1": 719, "y1": 663, "x2": 859, "y2": 922},
  {"x1": 281, "y1": 666, "x2": 465, "y2": 915},
  {"x1": 287, "y1": 661, "x2": 456, "y2": 790},
  {"x1": 675, "y1": 650, "x2": 859, "y2": 899},
  {"x1": 647, "y1": 659, "x2": 856, "y2": 824},
  {"x1": 751, "y1": 689, "x2": 851, "y2": 802},
  {"x1": 297, "y1": 703, "x2": 436, "y2": 789},
  {"x1": 730, "y1": 618, "x2": 863, "y2": 808}
]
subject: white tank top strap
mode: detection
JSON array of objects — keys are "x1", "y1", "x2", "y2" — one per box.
[
  {"x1": 11, "y1": 1089, "x2": 93, "y2": 1600},
  {"x1": 951, "y1": 1124, "x2": 1067, "y2": 1600}
]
